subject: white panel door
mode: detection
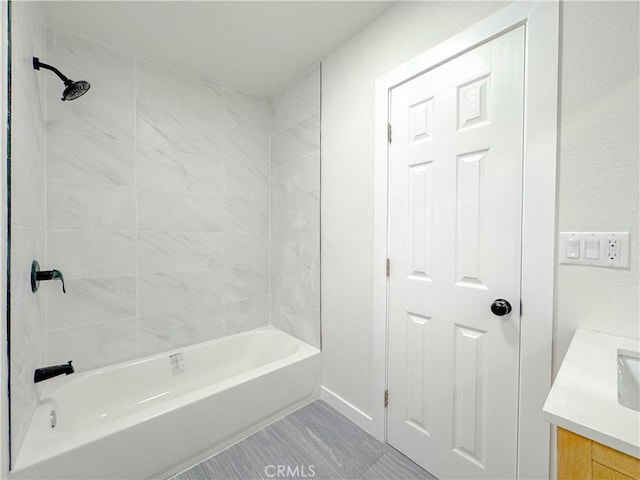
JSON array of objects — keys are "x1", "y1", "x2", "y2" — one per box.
[{"x1": 387, "y1": 26, "x2": 525, "y2": 480}]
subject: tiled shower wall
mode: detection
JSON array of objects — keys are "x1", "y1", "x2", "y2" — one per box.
[
  {"x1": 9, "y1": 16, "x2": 320, "y2": 462},
  {"x1": 271, "y1": 69, "x2": 321, "y2": 348},
  {"x1": 43, "y1": 29, "x2": 271, "y2": 371},
  {"x1": 10, "y1": 0, "x2": 47, "y2": 459}
]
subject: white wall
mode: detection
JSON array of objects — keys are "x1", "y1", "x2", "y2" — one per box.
[
  {"x1": 270, "y1": 67, "x2": 321, "y2": 348},
  {"x1": 42, "y1": 29, "x2": 272, "y2": 372},
  {"x1": 321, "y1": 0, "x2": 639, "y2": 430},
  {"x1": 554, "y1": 1, "x2": 639, "y2": 371},
  {"x1": 9, "y1": 0, "x2": 47, "y2": 462}
]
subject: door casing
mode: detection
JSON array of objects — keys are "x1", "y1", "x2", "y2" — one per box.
[{"x1": 372, "y1": 3, "x2": 559, "y2": 479}]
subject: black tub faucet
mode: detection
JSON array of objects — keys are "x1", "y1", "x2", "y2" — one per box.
[
  {"x1": 34, "y1": 361, "x2": 74, "y2": 383},
  {"x1": 31, "y1": 260, "x2": 66, "y2": 293}
]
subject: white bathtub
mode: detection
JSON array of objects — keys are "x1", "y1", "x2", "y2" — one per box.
[{"x1": 11, "y1": 326, "x2": 321, "y2": 480}]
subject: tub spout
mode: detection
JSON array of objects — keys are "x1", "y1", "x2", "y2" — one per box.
[{"x1": 34, "y1": 361, "x2": 74, "y2": 383}]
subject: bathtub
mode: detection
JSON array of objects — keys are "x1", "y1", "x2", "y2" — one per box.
[{"x1": 11, "y1": 326, "x2": 321, "y2": 480}]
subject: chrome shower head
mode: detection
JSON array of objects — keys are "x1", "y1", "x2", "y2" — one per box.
[{"x1": 33, "y1": 57, "x2": 91, "y2": 101}]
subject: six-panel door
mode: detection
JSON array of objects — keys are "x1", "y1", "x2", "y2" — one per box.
[{"x1": 387, "y1": 26, "x2": 526, "y2": 480}]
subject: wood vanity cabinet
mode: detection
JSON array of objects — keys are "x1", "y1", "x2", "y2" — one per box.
[{"x1": 558, "y1": 428, "x2": 640, "y2": 480}]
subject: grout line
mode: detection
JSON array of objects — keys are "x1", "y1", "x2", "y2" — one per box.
[
  {"x1": 42, "y1": 43, "x2": 50, "y2": 362},
  {"x1": 276, "y1": 189, "x2": 320, "y2": 202},
  {"x1": 269, "y1": 95, "x2": 274, "y2": 329},
  {"x1": 47, "y1": 316, "x2": 139, "y2": 334},
  {"x1": 46, "y1": 177, "x2": 226, "y2": 197},
  {"x1": 60, "y1": 266, "x2": 232, "y2": 281},
  {"x1": 133, "y1": 51, "x2": 140, "y2": 358},
  {"x1": 46, "y1": 125, "x2": 135, "y2": 146},
  {"x1": 318, "y1": 62, "x2": 323, "y2": 353},
  {"x1": 222, "y1": 86, "x2": 227, "y2": 336}
]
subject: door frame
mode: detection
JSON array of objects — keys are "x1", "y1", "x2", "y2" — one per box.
[
  {"x1": 1, "y1": 0, "x2": 9, "y2": 475},
  {"x1": 372, "y1": 2, "x2": 559, "y2": 479}
]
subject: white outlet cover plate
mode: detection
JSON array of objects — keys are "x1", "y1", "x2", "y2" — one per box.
[{"x1": 559, "y1": 232, "x2": 630, "y2": 268}]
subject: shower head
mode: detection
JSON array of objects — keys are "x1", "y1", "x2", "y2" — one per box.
[
  {"x1": 33, "y1": 57, "x2": 91, "y2": 101},
  {"x1": 62, "y1": 80, "x2": 91, "y2": 101}
]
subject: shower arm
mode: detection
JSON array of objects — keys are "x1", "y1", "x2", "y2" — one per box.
[{"x1": 32, "y1": 57, "x2": 72, "y2": 85}]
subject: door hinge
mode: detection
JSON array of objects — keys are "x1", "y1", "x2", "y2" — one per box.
[
  {"x1": 387, "y1": 123, "x2": 392, "y2": 144},
  {"x1": 384, "y1": 389, "x2": 389, "y2": 408},
  {"x1": 386, "y1": 258, "x2": 390, "y2": 277},
  {"x1": 520, "y1": 300, "x2": 523, "y2": 316}
]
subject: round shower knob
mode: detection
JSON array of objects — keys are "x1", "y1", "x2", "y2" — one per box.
[{"x1": 490, "y1": 299, "x2": 512, "y2": 316}]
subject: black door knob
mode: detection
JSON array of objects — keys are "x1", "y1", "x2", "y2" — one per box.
[{"x1": 491, "y1": 299, "x2": 512, "y2": 316}]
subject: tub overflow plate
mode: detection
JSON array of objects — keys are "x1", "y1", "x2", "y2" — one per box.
[{"x1": 169, "y1": 353, "x2": 185, "y2": 376}]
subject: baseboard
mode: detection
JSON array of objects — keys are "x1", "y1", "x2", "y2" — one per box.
[{"x1": 320, "y1": 386, "x2": 374, "y2": 434}]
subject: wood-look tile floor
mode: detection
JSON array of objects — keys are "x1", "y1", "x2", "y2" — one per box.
[{"x1": 173, "y1": 400, "x2": 437, "y2": 480}]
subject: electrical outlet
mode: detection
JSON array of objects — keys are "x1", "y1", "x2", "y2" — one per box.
[{"x1": 607, "y1": 239, "x2": 621, "y2": 261}]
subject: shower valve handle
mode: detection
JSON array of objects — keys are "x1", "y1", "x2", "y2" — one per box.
[{"x1": 31, "y1": 261, "x2": 66, "y2": 293}]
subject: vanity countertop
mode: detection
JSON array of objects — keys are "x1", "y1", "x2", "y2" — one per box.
[{"x1": 543, "y1": 329, "x2": 640, "y2": 459}]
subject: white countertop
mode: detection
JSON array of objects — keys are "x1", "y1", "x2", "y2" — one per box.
[{"x1": 543, "y1": 329, "x2": 640, "y2": 459}]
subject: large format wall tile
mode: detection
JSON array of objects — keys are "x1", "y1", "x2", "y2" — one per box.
[
  {"x1": 273, "y1": 296, "x2": 320, "y2": 349},
  {"x1": 12, "y1": 227, "x2": 44, "y2": 302},
  {"x1": 47, "y1": 180, "x2": 135, "y2": 230},
  {"x1": 137, "y1": 189, "x2": 224, "y2": 232},
  {"x1": 137, "y1": 102, "x2": 222, "y2": 156},
  {"x1": 224, "y1": 90, "x2": 270, "y2": 131},
  {"x1": 11, "y1": 83, "x2": 45, "y2": 162},
  {"x1": 136, "y1": 145, "x2": 222, "y2": 195},
  {"x1": 276, "y1": 152, "x2": 320, "y2": 199},
  {"x1": 46, "y1": 83, "x2": 135, "y2": 143},
  {"x1": 137, "y1": 231, "x2": 224, "y2": 273},
  {"x1": 224, "y1": 265, "x2": 270, "y2": 304},
  {"x1": 224, "y1": 125, "x2": 270, "y2": 176},
  {"x1": 11, "y1": 71, "x2": 44, "y2": 232},
  {"x1": 47, "y1": 129, "x2": 135, "y2": 186},
  {"x1": 273, "y1": 112, "x2": 320, "y2": 165},
  {"x1": 224, "y1": 162, "x2": 270, "y2": 203},
  {"x1": 47, "y1": 29, "x2": 136, "y2": 98},
  {"x1": 47, "y1": 275, "x2": 137, "y2": 330},
  {"x1": 11, "y1": 144, "x2": 44, "y2": 229},
  {"x1": 225, "y1": 232, "x2": 270, "y2": 267},
  {"x1": 275, "y1": 231, "x2": 320, "y2": 270},
  {"x1": 271, "y1": 68, "x2": 321, "y2": 346},
  {"x1": 224, "y1": 198, "x2": 270, "y2": 233},
  {"x1": 46, "y1": 318, "x2": 138, "y2": 372},
  {"x1": 137, "y1": 269, "x2": 223, "y2": 316},
  {"x1": 224, "y1": 295, "x2": 270, "y2": 334},
  {"x1": 10, "y1": 1, "x2": 46, "y2": 461},
  {"x1": 278, "y1": 268, "x2": 320, "y2": 309},
  {"x1": 137, "y1": 60, "x2": 223, "y2": 120},
  {"x1": 11, "y1": 293, "x2": 44, "y2": 377},
  {"x1": 11, "y1": 367, "x2": 38, "y2": 464},
  {"x1": 273, "y1": 68, "x2": 321, "y2": 134},
  {"x1": 47, "y1": 230, "x2": 136, "y2": 278},
  {"x1": 224, "y1": 91, "x2": 270, "y2": 175},
  {"x1": 276, "y1": 191, "x2": 320, "y2": 232},
  {"x1": 37, "y1": 27, "x2": 278, "y2": 396},
  {"x1": 138, "y1": 305, "x2": 224, "y2": 357}
]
